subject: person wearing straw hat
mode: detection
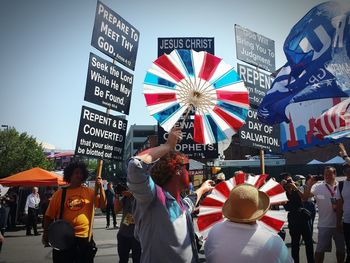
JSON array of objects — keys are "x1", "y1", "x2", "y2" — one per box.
[
  {"x1": 127, "y1": 127, "x2": 214, "y2": 263},
  {"x1": 204, "y1": 184, "x2": 292, "y2": 263}
]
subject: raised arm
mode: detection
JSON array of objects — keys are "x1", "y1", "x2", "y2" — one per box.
[
  {"x1": 136, "y1": 127, "x2": 182, "y2": 164},
  {"x1": 339, "y1": 143, "x2": 350, "y2": 165},
  {"x1": 127, "y1": 127, "x2": 182, "y2": 206},
  {"x1": 195, "y1": 180, "x2": 214, "y2": 205},
  {"x1": 302, "y1": 177, "x2": 316, "y2": 200}
]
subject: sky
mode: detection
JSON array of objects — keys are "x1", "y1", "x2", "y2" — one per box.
[{"x1": 0, "y1": 0, "x2": 331, "y2": 150}]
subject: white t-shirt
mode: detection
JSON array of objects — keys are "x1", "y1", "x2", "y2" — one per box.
[
  {"x1": 204, "y1": 220, "x2": 293, "y2": 263},
  {"x1": 336, "y1": 180, "x2": 350, "y2": 224},
  {"x1": 311, "y1": 182, "x2": 337, "y2": 227},
  {"x1": 24, "y1": 193, "x2": 40, "y2": 214}
]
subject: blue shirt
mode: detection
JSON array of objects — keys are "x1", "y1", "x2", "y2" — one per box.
[
  {"x1": 127, "y1": 158, "x2": 198, "y2": 263},
  {"x1": 105, "y1": 188, "x2": 115, "y2": 205}
]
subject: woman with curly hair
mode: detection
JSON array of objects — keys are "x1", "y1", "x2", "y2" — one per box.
[
  {"x1": 127, "y1": 127, "x2": 214, "y2": 263},
  {"x1": 42, "y1": 161, "x2": 106, "y2": 263}
]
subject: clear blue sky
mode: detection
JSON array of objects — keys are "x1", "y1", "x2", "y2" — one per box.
[{"x1": 0, "y1": 0, "x2": 328, "y2": 150}]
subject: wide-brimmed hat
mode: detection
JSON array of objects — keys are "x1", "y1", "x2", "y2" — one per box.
[{"x1": 222, "y1": 184, "x2": 270, "y2": 223}]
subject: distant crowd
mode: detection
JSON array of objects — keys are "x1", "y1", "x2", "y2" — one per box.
[{"x1": 1, "y1": 130, "x2": 350, "y2": 263}]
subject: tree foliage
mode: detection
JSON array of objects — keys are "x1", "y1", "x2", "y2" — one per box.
[{"x1": 0, "y1": 128, "x2": 54, "y2": 178}]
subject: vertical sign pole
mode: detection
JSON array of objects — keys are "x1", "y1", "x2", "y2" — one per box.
[
  {"x1": 88, "y1": 108, "x2": 110, "y2": 242},
  {"x1": 260, "y1": 149, "x2": 265, "y2": 174},
  {"x1": 256, "y1": 64, "x2": 265, "y2": 175}
]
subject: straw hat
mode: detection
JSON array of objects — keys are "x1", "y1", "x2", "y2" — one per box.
[{"x1": 222, "y1": 184, "x2": 270, "y2": 223}]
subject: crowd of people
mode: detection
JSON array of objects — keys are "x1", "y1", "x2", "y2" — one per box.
[
  {"x1": 277, "y1": 143, "x2": 350, "y2": 263},
  {"x1": 1, "y1": 130, "x2": 350, "y2": 263}
]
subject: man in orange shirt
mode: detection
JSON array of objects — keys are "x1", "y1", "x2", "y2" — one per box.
[{"x1": 42, "y1": 162, "x2": 106, "y2": 263}]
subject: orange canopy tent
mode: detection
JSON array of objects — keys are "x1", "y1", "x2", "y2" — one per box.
[{"x1": 0, "y1": 167, "x2": 67, "y2": 187}]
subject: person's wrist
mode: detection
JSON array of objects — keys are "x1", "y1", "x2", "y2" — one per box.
[
  {"x1": 195, "y1": 187, "x2": 204, "y2": 196},
  {"x1": 164, "y1": 142, "x2": 175, "y2": 151}
]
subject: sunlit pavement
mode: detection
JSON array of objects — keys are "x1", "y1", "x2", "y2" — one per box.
[
  {"x1": 0, "y1": 213, "x2": 339, "y2": 263},
  {"x1": 1, "y1": 214, "x2": 120, "y2": 263}
]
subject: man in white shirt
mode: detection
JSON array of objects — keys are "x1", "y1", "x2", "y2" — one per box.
[
  {"x1": 204, "y1": 184, "x2": 292, "y2": 263},
  {"x1": 303, "y1": 166, "x2": 345, "y2": 263},
  {"x1": 24, "y1": 187, "x2": 40, "y2": 236}
]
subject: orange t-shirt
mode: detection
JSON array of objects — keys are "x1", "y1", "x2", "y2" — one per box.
[{"x1": 45, "y1": 186, "x2": 94, "y2": 238}]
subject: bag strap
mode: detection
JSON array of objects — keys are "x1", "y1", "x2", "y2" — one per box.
[
  {"x1": 339, "y1": 181, "x2": 344, "y2": 202},
  {"x1": 59, "y1": 188, "x2": 67, "y2": 219},
  {"x1": 325, "y1": 183, "x2": 337, "y2": 197}
]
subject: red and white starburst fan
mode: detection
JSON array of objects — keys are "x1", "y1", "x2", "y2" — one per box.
[
  {"x1": 143, "y1": 49, "x2": 249, "y2": 144},
  {"x1": 197, "y1": 172, "x2": 288, "y2": 239}
]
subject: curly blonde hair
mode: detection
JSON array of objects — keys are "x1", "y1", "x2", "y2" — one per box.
[{"x1": 150, "y1": 151, "x2": 188, "y2": 187}]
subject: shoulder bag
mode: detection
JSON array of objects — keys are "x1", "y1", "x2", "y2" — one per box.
[{"x1": 48, "y1": 188, "x2": 75, "y2": 250}]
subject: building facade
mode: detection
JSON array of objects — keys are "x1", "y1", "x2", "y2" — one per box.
[{"x1": 124, "y1": 124, "x2": 157, "y2": 160}]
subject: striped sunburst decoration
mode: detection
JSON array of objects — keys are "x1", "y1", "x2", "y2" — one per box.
[
  {"x1": 143, "y1": 49, "x2": 249, "y2": 145},
  {"x1": 197, "y1": 173, "x2": 288, "y2": 239}
]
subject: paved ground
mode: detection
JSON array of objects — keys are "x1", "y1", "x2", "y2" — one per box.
[{"x1": 0, "y1": 213, "x2": 340, "y2": 263}]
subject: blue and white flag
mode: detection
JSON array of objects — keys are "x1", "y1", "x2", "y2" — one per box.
[{"x1": 258, "y1": 1, "x2": 350, "y2": 125}]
